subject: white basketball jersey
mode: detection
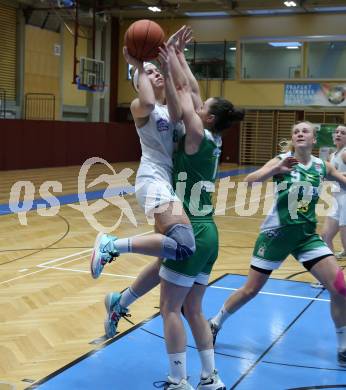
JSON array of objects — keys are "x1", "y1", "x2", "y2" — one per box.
[
  {"x1": 136, "y1": 103, "x2": 176, "y2": 181},
  {"x1": 136, "y1": 103, "x2": 173, "y2": 167},
  {"x1": 330, "y1": 147, "x2": 346, "y2": 195},
  {"x1": 330, "y1": 147, "x2": 346, "y2": 173}
]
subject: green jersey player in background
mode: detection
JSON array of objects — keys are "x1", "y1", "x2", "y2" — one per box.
[{"x1": 209, "y1": 121, "x2": 346, "y2": 367}]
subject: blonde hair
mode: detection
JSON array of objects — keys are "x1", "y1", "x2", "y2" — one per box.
[{"x1": 279, "y1": 121, "x2": 317, "y2": 153}]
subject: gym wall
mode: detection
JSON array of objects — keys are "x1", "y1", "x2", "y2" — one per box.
[{"x1": 117, "y1": 13, "x2": 346, "y2": 108}]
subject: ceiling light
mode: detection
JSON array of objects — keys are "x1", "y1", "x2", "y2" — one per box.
[
  {"x1": 184, "y1": 11, "x2": 229, "y2": 17},
  {"x1": 184, "y1": 48, "x2": 189, "y2": 52},
  {"x1": 286, "y1": 46, "x2": 299, "y2": 49},
  {"x1": 229, "y1": 47, "x2": 237, "y2": 51},
  {"x1": 269, "y1": 42, "x2": 302, "y2": 47},
  {"x1": 148, "y1": 6, "x2": 161, "y2": 12},
  {"x1": 313, "y1": 6, "x2": 346, "y2": 12},
  {"x1": 284, "y1": 1, "x2": 297, "y2": 6},
  {"x1": 245, "y1": 8, "x2": 293, "y2": 15}
]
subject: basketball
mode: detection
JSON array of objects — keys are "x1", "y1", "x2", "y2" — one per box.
[{"x1": 124, "y1": 19, "x2": 165, "y2": 61}]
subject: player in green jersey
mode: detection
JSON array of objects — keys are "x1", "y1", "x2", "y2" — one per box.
[
  {"x1": 98, "y1": 30, "x2": 244, "y2": 389},
  {"x1": 209, "y1": 121, "x2": 346, "y2": 367},
  {"x1": 153, "y1": 40, "x2": 244, "y2": 390}
]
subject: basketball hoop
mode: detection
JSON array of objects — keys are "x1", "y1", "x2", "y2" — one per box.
[
  {"x1": 76, "y1": 76, "x2": 105, "y2": 94},
  {"x1": 76, "y1": 57, "x2": 105, "y2": 94}
]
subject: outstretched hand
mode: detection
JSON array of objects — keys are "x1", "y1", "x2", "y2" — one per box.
[
  {"x1": 176, "y1": 25, "x2": 192, "y2": 52},
  {"x1": 123, "y1": 46, "x2": 143, "y2": 68},
  {"x1": 275, "y1": 156, "x2": 299, "y2": 175},
  {"x1": 167, "y1": 25, "x2": 193, "y2": 52}
]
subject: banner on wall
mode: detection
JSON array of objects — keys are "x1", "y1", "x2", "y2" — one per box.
[{"x1": 284, "y1": 83, "x2": 346, "y2": 106}]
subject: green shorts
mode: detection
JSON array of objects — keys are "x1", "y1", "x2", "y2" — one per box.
[
  {"x1": 159, "y1": 220, "x2": 219, "y2": 287},
  {"x1": 251, "y1": 223, "x2": 332, "y2": 271}
]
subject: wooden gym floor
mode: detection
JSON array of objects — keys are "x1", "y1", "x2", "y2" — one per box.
[{"x1": 0, "y1": 162, "x2": 344, "y2": 389}]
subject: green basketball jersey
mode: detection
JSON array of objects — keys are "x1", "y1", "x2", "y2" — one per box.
[
  {"x1": 173, "y1": 130, "x2": 222, "y2": 221},
  {"x1": 261, "y1": 152, "x2": 327, "y2": 230}
]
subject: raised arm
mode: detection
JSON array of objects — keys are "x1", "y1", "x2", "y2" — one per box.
[
  {"x1": 158, "y1": 44, "x2": 182, "y2": 123},
  {"x1": 166, "y1": 45, "x2": 204, "y2": 152},
  {"x1": 175, "y1": 27, "x2": 203, "y2": 110},
  {"x1": 123, "y1": 47, "x2": 155, "y2": 122},
  {"x1": 245, "y1": 156, "x2": 298, "y2": 184},
  {"x1": 167, "y1": 26, "x2": 202, "y2": 110}
]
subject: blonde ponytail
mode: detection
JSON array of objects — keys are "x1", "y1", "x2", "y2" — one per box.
[{"x1": 279, "y1": 139, "x2": 294, "y2": 153}]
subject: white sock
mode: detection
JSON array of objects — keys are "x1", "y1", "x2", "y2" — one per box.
[
  {"x1": 336, "y1": 325, "x2": 346, "y2": 351},
  {"x1": 114, "y1": 238, "x2": 132, "y2": 254},
  {"x1": 199, "y1": 349, "x2": 215, "y2": 378},
  {"x1": 212, "y1": 304, "x2": 231, "y2": 329},
  {"x1": 119, "y1": 287, "x2": 139, "y2": 308},
  {"x1": 168, "y1": 352, "x2": 186, "y2": 383}
]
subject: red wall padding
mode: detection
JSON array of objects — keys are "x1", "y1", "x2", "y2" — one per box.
[
  {"x1": 0, "y1": 120, "x2": 141, "y2": 170},
  {"x1": 220, "y1": 122, "x2": 240, "y2": 164}
]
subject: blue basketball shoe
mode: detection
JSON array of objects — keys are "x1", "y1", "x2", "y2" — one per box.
[
  {"x1": 104, "y1": 292, "x2": 130, "y2": 338},
  {"x1": 90, "y1": 232, "x2": 119, "y2": 279}
]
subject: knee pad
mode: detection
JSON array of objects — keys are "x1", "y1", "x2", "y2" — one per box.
[
  {"x1": 334, "y1": 268, "x2": 346, "y2": 297},
  {"x1": 161, "y1": 224, "x2": 196, "y2": 261}
]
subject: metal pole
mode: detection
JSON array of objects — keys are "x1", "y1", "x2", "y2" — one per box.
[{"x1": 72, "y1": 0, "x2": 79, "y2": 83}]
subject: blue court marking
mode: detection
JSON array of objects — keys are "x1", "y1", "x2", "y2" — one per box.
[
  {"x1": 27, "y1": 274, "x2": 346, "y2": 390},
  {"x1": 0, "y1": 167, "x2": 256, "y2": 216}
]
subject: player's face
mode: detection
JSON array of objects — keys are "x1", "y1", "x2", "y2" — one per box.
[
  {"x1": 333, "y1": 125, "x2": 346, "y2": 147},
  {"x1": 292, "y1": 122, "x2": 316, "y2": 149},
  {"x1": 144, "y1": 65, "x2": 164, "y2": 89},
  {"x1": 197, "y1": 98, "x2": 215, "y2": 127}
]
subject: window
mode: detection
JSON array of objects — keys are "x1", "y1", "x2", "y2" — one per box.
[
  {"x1": 307, "y1": 41, "x2": 346, "y2": 79},
  {"x1": 241, "y1": 42, "x2": 302, "y2": 79},
  {"x1": 185, "y1": 41, "x2": 236, "y2": 80}
]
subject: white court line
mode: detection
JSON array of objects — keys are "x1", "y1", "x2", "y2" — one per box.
[
  {"x1": 38, "y1": 248, "x2": 92, "y2": 266},
  {"x1": 38, "y1": 254, "x2": 91, "y2": 268},
  {"x1": 0, "y1": 267, "x2": 52, "y2": 286},
  {"x1": 44, "y1": 266, "x2": 136, "y2": 279},
  {"x1": 0, "y1": 229, "x2": 153, "y2": 287},
  {"x1": 0, "y1": 254, "x2": 92, "y2": 286},
  {"x1": 210, "y1": 285, "x2": 330, "y2": 302},
  {"x1": 1, "y1": 185, "x2": 271, "y2": 286}
]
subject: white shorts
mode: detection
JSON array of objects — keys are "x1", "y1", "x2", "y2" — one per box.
[
  {"x1": 159, "y1": 265, "x2": 209, "y2": 288},
  {"x1": 135, "y1": 177, "x2": 180, "y2": 216},
  {"x1": 328, "y1": 192, "x2": 346, "y2": 226}
]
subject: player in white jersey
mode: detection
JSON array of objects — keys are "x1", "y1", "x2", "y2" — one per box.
[
  {"x1": 209, "y1": 121, "x2": 346, "y2": 367},
  {"x1": 321, "y1": 125, "x2": 346, "y2": 259},
  {"x1": 89, "y1": 28, "x2": 199, "y2": 283}
]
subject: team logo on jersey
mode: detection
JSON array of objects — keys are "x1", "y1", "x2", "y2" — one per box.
[
  {"x1": 156, "y1": 118, "x2": 169, "y2": 132},
  {"x1": 314, "y1": 162, "x2": 322, "y2": 171},
  {"x1": 297, "y1": 200, "x2": 310, "y2": 213},
  {"x1": 257, "y1": 245, "x2": 266, "y2": 257},
  {"x1": 265, "y1": 229, "x2": 281, "y2": 239}
]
